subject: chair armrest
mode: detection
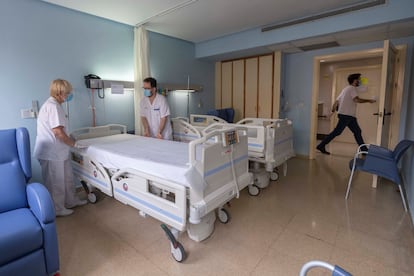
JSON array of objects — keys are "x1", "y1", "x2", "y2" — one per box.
[
  {"x1": 357, "y1": 143, "x2": 370, "y2": 153},
  {"x1": 27, "y1": 183, "x2": 55, "y2": 224}
]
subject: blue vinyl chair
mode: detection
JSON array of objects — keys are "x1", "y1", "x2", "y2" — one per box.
[
  {"x1": 0, "y1": 128, "x2": 59, "y2": 276},
  {"x1": 345, "y1": 140, "x2": 414, "y2": 211}
]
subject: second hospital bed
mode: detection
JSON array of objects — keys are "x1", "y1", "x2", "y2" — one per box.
[
  {"x1": 171, "y1": 116, "x2": 295, "y2": 195},
  {"x1": 70, "y1": 124, "x2": 253, "y2": 262}
]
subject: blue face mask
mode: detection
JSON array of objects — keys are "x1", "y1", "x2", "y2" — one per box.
[
  {"x1": 144, "y1": 89, "x2": 152, "y2": 97},
  {"x1": 65, "y1": 93, "x2": 74, "y2": 102}
]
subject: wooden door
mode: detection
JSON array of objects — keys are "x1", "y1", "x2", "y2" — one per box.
[
  {"x1": 232, "y1": 60, "x2": 245, "y2": 122},
  {"x1": 245, "y1": 58, "x2": 258, "y2": 118},
  {"x1": 258, "y1": 55, "x2": 273, "y2": 118},
  {"x1": 221, "y1": 62, "x2": 233, "y2": 108},
  {"x1": 377, "y1": 40, "x2": 397, "y2": 148}
]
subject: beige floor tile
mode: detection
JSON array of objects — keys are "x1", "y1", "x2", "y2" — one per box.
[
  {"x1": 334, "y1": 227, "x2": 400, "y2": 268},
  {"x1": 58, "y1": 220, "x2": 165, "y2": 275},
  {"x1": 57, "y1": 156, "x2": 414, "y2": 275},
  {"x1": 271, "y1": 229, "x2": 334, "y2": 263},
  {"x1": 286, "y1": 213, "x2": 339, "y2": 245},
  {"x1": 252, "y1": 248, "x2": 329, "y2": 276},
  {"x1": 329, "y1": 247, "x2": 403, "y2": 276}
]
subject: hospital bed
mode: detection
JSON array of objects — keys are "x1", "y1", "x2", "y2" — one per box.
[
  {"x1": 70, "y1": 124, "x2": 253, "y2": 262},
  {"x1": 171, "y1": 117, "x2": 295, "y2": 196},
  {"x1": 236, "y1": 118, "x2": 295, "y2": 194}
]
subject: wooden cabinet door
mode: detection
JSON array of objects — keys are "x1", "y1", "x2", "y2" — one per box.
[
  {"x1": 221, "y1": 62, "x2": 232, "y2": 108},
  {"x1": 258, "y1": 55, "x2": 273, "y2": 118},
  {"x1": 232, "y1": 60, "x2": 244, "y2": 122},
  {"x1": 245, "y1": 57, "x2": 258, "y2": 118}
]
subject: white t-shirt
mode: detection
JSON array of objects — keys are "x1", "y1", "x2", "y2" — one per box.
[
  {"x1": 33, "y1": 97, "x2": 70, "y2": 161},
  {"x1": 140, "y1": 94, "x2": 172, "y2": 140},
  {"x1": 337, "y1": 85, "x2": 358, "y2": 117}
]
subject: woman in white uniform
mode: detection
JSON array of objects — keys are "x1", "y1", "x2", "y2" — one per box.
[
  {"x1": 140, "y1": 77, "x2": 172, "y2": 140},
  {"x1": 34, "y1": 79, "x2": 87, "y2": 217}
]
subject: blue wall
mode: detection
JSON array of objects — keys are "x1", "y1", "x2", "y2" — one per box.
[
  {"x1": 149, "y1": 32, "x2": 215, "y2": 118},
  {"x1": 195, "y1": 0, "x2": 414, "y2": 59},
  {"x1": 0, "y1": 0, "x2": 215, "y2": 182}
]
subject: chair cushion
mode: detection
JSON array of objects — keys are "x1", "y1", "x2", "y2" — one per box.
[
  {"x1": 0, "y1": 208, "x2": 43, "y2": 266},
  {"x1": 367, "y1": 145, "x2": 393, "y2": 159}
]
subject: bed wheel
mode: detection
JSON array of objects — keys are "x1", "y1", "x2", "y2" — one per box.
[
  {"x1": 270, "y1": 172, "x2": 279, "y2": 181},
  {"x1": 248, "y1": 185, "x2": 260, "y2": 196},
  {"x1": 217, "y1": 208, "x2": 230, "y2": 224},
  {"x1": 171, "y1": 242, "x2": 186, "y2": 262},
  {"x1": 87, "y1": 192, "x2": 97, "y2": 204}
]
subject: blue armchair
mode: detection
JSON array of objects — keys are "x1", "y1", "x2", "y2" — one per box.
[
  {"x1": 345, "y1": 140, "x2": 414, "y2": 211},
  {"x1": 0, "y1": 128, "x2": 59, "y2": 276}
]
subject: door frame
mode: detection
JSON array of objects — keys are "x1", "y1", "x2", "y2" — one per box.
[{"x1": 309, "y1": 45, "x2": 406, "y2": 159}]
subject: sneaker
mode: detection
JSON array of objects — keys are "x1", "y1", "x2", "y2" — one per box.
[
  {"x1": 316, "y1": 145, "x2": 330, "y2": 155},
  {"x1": 66, "y1": 199, "x2": 88, "y2": 209},
  {"x1": 56, "y1": 208, "x2": 74, "y2": 217}
]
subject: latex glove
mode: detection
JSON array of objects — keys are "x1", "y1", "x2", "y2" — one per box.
[{"x1": 74, "y1": 141, "x2": 88, "y2": 149}]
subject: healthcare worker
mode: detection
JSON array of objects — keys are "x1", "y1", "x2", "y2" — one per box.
[
  {"x1": 140, "y1": 77, "x2": 173, "y2": 140},
  {"x1": 34, "y1": 79, "x2": 87, "y2": 217}
]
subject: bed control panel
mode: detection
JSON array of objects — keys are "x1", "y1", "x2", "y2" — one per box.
[{"x1": 222, "y1": 130, "x2": 239, "y2": 147}]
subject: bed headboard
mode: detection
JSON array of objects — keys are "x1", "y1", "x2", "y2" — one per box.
[
  {"x1": 190, "y1": 114, "x2": 227, "y2": 127},
  {"x1": 70, "y1": 124, "x2": 127, "y2": 140}
]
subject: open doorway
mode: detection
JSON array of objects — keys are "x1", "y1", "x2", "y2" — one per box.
[
  {"x1": 316, "y1": 61, "x2": 382, "y2": 157},
  {"x1": 310, "y1": 41, "x2": 407, "y2": 188},
  {"x1": 310, "y1": 41, "x2": 407, "y2": 160}
]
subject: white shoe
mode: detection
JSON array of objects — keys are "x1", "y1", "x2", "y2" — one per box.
[
  {"x1": 66, "y1": 199, "x2": 88, "y2": 209},
  {"x1": 56, "y1": 208, "x2": 74, "y2": 217}
]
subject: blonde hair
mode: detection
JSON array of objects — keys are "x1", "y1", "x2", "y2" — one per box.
[{"x1": 50, "y1": 79, "x2": 72, "y2": 98}]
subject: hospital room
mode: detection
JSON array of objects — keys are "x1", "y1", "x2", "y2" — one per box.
[{"x1": 1, "y1": 0, "x2": 414, "y2": 275}]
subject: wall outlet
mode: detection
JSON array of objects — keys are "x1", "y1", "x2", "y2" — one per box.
[{"x1": 21, "y1": 108, "x2": 35, "y2": 119}]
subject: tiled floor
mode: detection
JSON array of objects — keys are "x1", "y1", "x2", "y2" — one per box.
[{"x1": 57, "y1": 152, "x2": 414, "y2": 275}]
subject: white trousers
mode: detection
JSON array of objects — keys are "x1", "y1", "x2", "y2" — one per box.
[{"x1": 39, "y1": 159, "x2": 78, "y2": 212}]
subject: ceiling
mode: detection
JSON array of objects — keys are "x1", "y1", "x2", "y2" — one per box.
[{"x1": 41, "y1": 0, "x2": 414, "y2": 58}]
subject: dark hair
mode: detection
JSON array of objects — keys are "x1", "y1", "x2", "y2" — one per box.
[
  {"x1": 143, "y1": 77, "x2": 157, "y2": 88},
  {"x1": 347, "y1": 73, "x2": 361, "y2": 85}
]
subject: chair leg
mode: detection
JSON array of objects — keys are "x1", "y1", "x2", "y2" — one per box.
[
  {"x1": 398, "y1": 184, "x2": 408, "y2": 212},
  {"x1": 345, "y1": 168, "x2": 356, "y2": 200}
]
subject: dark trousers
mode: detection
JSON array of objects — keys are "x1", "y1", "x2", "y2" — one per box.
[{"x1": 318, "y1": 114, "x2": 366, "y2": 150}]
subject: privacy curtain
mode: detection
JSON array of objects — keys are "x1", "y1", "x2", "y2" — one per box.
[{"x1": 133, "y1": 26, "x2": 151, "y2": 135}]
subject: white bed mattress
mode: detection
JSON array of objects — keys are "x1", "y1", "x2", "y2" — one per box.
[{"x1": 78, "y1": 134, "x2": 196, "y2": 187}]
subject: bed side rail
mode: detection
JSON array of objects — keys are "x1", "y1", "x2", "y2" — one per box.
[
  {"x1": 70, "y1": 124, "x2": 127, "y2": 140},
  {"x1": 171, "y1": 117, "x2": 202, "y2": 142}
]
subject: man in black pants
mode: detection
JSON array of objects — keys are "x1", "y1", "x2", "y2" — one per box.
[{"x1": 317, "y1": 73, "x2": 376, "y2": 155}]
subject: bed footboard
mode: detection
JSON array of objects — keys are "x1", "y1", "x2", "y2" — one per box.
[{"x1": 188, "y1": 127, "x2": 252, "y2": 223}]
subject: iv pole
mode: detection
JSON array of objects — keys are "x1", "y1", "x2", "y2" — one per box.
[{"x1": 186, "y1": 75, "x2": 190, "y2": 119}]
